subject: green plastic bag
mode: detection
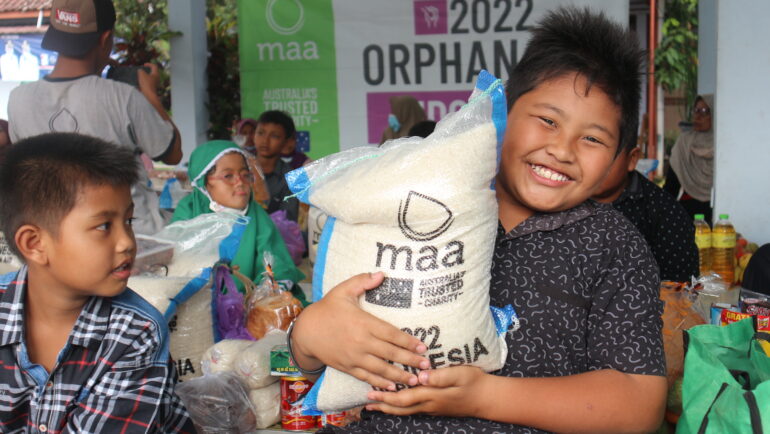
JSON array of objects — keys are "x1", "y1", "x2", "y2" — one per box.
[{"x1": 677, "y1": 318, "x2": 770, "y2": 433}]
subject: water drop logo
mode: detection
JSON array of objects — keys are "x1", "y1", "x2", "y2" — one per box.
[
  {"x1": 398, "y1": 191, "x2": 454, "y2": 242},
  {"x1": 266, "y1": 0, "x2": 305, "y2": 35}
]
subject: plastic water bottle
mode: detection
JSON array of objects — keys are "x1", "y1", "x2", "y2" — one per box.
[
  {"x1": 693, "y1": 214, "x2": 712, "y2": 276},
  {"x1": 712, "y1": 214, "x2": 736, "y2": 284}
]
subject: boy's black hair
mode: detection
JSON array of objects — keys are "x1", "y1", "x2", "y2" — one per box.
[
  {"x1": 505, "y1": 7, "x2": 644, "y2": 154},
  {"x1": 0, "y1": 133, "x2": 138, "y2": 258},
  {"x1": 256, "y1": 110, "x2": 296, "y2": 140}
]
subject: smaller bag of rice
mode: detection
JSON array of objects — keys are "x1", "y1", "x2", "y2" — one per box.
[
  {"x1": 287, "y1": 71, "x2": 517, "y2": 413},
  {"x1": 249, "y1": 381, "x2": 281, "y2": 429},
  {"x1": 232, "y1": 330, "x2": 287, "y2": 389},
  {"x1": 130, "y1": 272, "x2": 215, "y2": 381},
  {"x1": 201, "y1": 339, "x2": 254, "y2": 374}
]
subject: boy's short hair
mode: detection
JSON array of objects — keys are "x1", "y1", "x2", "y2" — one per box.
[
  {"x1": 256, "y1": 110, "x2": 296, "y2": 140},
  {"x1": 0, "y1": 133, "x2": 138, "y2": 258},
  {"x1": 506, "y1": 7, "x2": 644, "y2": 154}
]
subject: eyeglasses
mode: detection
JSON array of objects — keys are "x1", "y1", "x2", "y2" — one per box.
[
  {"x1": 693, "y1": 107, "x2": 711, "y2": 116},
  {"x1": 208, "y1": 172, "x2": 256, "y2": 185}
]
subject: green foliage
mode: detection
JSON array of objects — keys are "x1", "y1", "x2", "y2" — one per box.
[
  {"x1": 112, "y1": 0, "x2": 179, "y2": 110},
  {"x1": 654, "y1": 0, "x2": 699, "y2": 122},
  {"x1": 206, "y1": 0, "x2": 241, "y2": 140}
]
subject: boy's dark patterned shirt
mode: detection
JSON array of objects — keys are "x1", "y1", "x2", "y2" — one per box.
[
  {"x1": 0, "y1": 267, "x2": 195, "y2": 433},
  {"x1": 323, "y1": 201, "x2": 665, "y2": 434}
]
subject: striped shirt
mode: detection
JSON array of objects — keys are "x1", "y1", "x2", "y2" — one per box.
[{"x1": 0, "y1": 267, "x2": 195, "y2": 433}]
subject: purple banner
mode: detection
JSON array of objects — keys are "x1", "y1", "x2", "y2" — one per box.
[{"x1": 367, "y1": 90, "x2": 469, "y2": 144}]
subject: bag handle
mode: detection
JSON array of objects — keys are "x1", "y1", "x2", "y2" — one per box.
[
  {"x1": 697, "y1": 382, "x2": 729, "y2": 434},
  {"x1": 743, "y1": 391, "x2": 764, "y2": 434}
]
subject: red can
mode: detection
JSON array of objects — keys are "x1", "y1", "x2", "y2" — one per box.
[
  {"x1": 280, "y1": 376, "x2": 317, "y2": 431},
  {"x1": 318, "y1": 411, "x2": 348, "y2": 428}
]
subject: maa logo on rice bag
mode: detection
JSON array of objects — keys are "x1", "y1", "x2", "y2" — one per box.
[{"x1": 286, "y1": 71, "x2": 517, "y2": 413}]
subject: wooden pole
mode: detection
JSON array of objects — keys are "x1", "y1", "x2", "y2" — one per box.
[{"x1": 647, "y1": 0, "x2": 658, "y2": 162}]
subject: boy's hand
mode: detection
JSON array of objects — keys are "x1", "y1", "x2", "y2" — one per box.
[
  {"x1": 365, "y1": 365, "x2": 489, "y2": 417},
  {"x1": 291, "y1": 272, "x2": 430, "y2": 391}
]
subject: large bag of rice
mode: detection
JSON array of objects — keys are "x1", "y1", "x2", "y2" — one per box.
[
  {"x1": 286, "y1": 71, "x2": 516, "y2": 413},
  {"x1": 130, "y1": 273, "x2": 214, "y2": 381},
  {"x1": 130, "y1": 212, "x2": 251, "y2": 381}
]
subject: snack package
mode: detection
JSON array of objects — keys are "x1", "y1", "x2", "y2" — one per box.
[
  {"x1": 286, "y1": 71, "x2": 515, "y2": 413},
  {"x1": 721, "y1": 309, "x2": 770, "y2": 331},
  {"x1": 232, "y1": 330, "x2": 287, "y2": 389},
  {"x1": 740, "y1": 287, "x2": 770, "y2": 316},
  {"x1": 249, "y1": 382, "x2": 281, "y2": 429},
  {"x1": 201, "y1": 339, "x2": 254, "y2": 374},
  {"x1": 176, "y1": 372, "x2": 257, "y2": 434},
  {"x1": 245, "y1": 255, "x2": 303, "y2": 340},
  {"x1": 659, "y1": 281, "x2": 705, "y2": 386}
]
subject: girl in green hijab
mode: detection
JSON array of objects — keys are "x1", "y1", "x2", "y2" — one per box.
[{"x1": 172, "y1": 140, "x2": 306, "y2": 303}]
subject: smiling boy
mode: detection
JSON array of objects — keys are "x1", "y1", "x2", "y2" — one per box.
[
  {"x1": 289, "y1": 7, "x2": 666, "y2": 433},
  {"x1": 0, "y1": 133, "x2": 193, "y2": 432}
]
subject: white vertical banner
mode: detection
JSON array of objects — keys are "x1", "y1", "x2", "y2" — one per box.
[{"x1": 332, "y1": 0, "x2": 627, "y2": 150}]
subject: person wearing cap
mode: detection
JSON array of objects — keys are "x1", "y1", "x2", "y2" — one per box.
[{"x1": 7, "y1": 0, "x2": 182, "y2": 235}]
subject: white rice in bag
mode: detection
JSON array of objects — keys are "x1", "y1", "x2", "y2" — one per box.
[
  {"x1": 287, "y1": 71, "x2": 514, "y2": 413},
  {"x1": 249, "y1": 382, "x2": 281, "y2": 429},
  {"x1": 130, "y1": 273, "x2": 215, "y2": 381}
]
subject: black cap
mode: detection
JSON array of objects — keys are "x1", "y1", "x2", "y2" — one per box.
[{"x1": 42, "y1": 0, "x2": 116, "y2": 58}]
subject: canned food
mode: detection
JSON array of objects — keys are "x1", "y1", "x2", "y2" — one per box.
[
  {"x1": 318, "y1": 411, "x2": 347, "y2": 428},
  {"x1": 280, "y1": 376, "x2": 317, "y2": 431}
]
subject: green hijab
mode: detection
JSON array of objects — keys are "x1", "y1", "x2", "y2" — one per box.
[{"x1": 171, "y1": 140, "x2": 305, "y2": 292}]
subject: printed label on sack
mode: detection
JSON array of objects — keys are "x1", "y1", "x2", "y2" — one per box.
[
  {"x1": 0, "y1": 233, "x2": 21, "y2": 266},
  {"x1": 712, "y1": 233, "x2": 736, "y2": 249},
  {"x1": 375, "y1": 324, "x2": 489, "y2": 391}
]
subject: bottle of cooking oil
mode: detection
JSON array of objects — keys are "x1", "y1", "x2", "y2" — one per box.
[
  {"x1": 693, "y1": 214, "x2": 712, "y2": 276},
  {"x1": 712, "y1": 214, "x2": 736, "y2": 284}
]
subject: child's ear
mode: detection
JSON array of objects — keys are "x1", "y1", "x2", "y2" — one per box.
[
  {"x1": 15, "y1": 224, "x2": 49, "y2": 266},
  {"x1": 626, "y1": 147, "x2": 642, "y2": 172}
]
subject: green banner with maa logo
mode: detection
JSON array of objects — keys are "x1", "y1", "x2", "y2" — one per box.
[{"x1": 238, "y1": 0, "x2": 339, "y2": 158}]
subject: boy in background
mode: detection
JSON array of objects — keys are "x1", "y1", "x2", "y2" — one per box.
[
  {"x1": 255, "y1": 110, "x2": 300, "y2": 222},
  {"x1": 0, "y1": 133, "x2": 193, "y2": 433},
  {"x1": 289, "y1": 7, "x2": 667, "y2": 433},
  {"x1": 593, "y1": 145, "x2": 699, "y2": 282}
]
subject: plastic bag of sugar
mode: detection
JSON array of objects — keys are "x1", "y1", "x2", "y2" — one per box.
[{"x1": 287, "y1": 71, "x2": 516, "y2": 413}]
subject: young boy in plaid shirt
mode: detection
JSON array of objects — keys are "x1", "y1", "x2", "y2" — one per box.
[{"x1": 0, "y1": 133, "x2": 194, "y2": 433}]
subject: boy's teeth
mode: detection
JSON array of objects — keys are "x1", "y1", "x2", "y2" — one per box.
[{"x1": 531, "y1": 164, "x2": 569, "y2": 182}]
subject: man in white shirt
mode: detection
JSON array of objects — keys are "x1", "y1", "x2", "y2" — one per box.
[{"x1": 8, "y1": 0, "x2": 182, "y2": 235}]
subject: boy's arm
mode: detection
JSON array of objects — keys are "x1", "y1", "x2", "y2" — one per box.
[
  {"x1": 290, "y1": 272, "x2": 431, "y2": 390},
  {"x1": 368, "y1": 366, "x2": 667, "y2": 433}
]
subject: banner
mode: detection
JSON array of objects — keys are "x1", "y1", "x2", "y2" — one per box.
[
  {"x1": 0, "y1": 34, "x2": 57, "y2": 82},
  {"x1": 239, "y1": 0, "x2": 627, "y2": 157}
]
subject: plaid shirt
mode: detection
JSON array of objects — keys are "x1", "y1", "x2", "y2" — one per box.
[{"x1": 0, "y1": 267, "x2": 195, "y2": 433}]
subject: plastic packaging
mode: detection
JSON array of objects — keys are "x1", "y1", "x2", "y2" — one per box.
[
  {"x1": 149, "y1": 212, "x2": 249, "y2": 277},
  {"x1": 129, "y1": 274, "x2": 215, "y2": 381},
  {"x1": 249, "y1": 382, "x2": 281, "y2": 429},
  {"x1": 693, "y1": 214, "x2": 712, "y2": 276},
  {"x1": 201, "y1": 339, "x2": 254, "y2": 374},
  {"x1": 214, "y1": 265, "x2": 254, "y2": 341},
  {"x1": 0, "y1": 232, "x2": 21, "y2": 274},
  {"x1": 712, "y1": 214, "x2": 736, "y2": 284},
  {"x1": 176, "y1": 372, "x2": 257, "y2": 434},
  {"x1": 232, "y1": 330, "x2": 286, "y2": 389},
  {"x1": 659, "y1": 281, "x2": 705, "y2": 386},
  {"x1": 245, "y1": 254, "x2": 303, "y2": 340},
  {"x1": 132, "y1": 235, "x2": 175, "y2": 276},
  {"x1": 286, "y1": 71, "x2": 515, "y2": 413},
  {"x1": 270, "y1": 209, "x2": 306, "y2": 266}
]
